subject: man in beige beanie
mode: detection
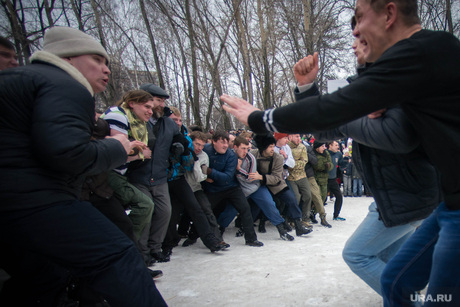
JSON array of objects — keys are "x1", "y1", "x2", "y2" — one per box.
[{"x1": 0, "y1": 27, "x2": 166, "y2": 306}]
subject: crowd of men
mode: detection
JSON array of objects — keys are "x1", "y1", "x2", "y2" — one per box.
[
  {"x1": 2, "y1": 0, "x2": 460, "y2": 305},
  {"x1": 0, "y1": 29, "x2": 354, "y2": 306}
]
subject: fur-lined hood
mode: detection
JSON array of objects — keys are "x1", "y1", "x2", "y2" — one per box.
[{"x1": 29, "y1": 51, "x2": 94, "y2": 96}]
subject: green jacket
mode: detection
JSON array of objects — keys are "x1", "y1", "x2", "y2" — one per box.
[{"x1": 313, "y1": 150, "x2": 333, "y2": 185}]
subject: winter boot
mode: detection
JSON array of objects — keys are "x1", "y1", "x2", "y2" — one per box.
[
  {"x1": 202, "y1": 233, "x2": 223, "y2": 252},
  {"x1": 320, "y1": 214, "x2": 332, "y2": 228},
  {"x1": 310, "y1": 212, "x2": 318, "y2": 224},
  {"x1": 294, "y1": 219, "x2": 313, "y2": 236},
  {"x1": 276, "y1": 224, "x2": 294, "y2": 241},
  {"x1": 283, "y1": 220, "x2": 293, "y2": 232},
  {"x1": 302, "y1": 220, "x2": 313, "y2": 229},
  {"x1": 258, "y1": 219, "x2": 267, "y2": 233}
]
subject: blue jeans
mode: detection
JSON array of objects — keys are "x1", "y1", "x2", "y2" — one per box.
[
  {"x1": 218, "y1": 186, "x2": 284, "y2": 227},
  {"x1": 342, "y1": 202, "x2": 421, "y2": 296},
  {"x1": 248, "y1": 186, "x2": 284, "y2": 226},
  {"x1": 353, "y1": 178, "x2": 363, "y2": 196},
  {"x1": 275, "y1": 188, "x2": 302, "y2": 220},
  {"x1": 381, "y1": 202, "x2": 460, "y2": 306}
]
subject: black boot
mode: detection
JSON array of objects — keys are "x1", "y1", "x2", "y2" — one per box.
[
  {"x1": 294, "y1": 219, "x2": 313, "y2": 236},
  {"x1": 320, "y1": 214, "x2": 332, "y2": 228},
  {"x1": 258, "y1": 219, "x2": 266, "y2": 233},
  {"x1": 276, "y1": 224, "x2": 294, "y2": 241},
  {"x1": 310, "y1": 212, "x2": 318, "y2": 224},
  {"x1": 282, "y1": 220, "x2": 293, "y2": 232},
  {"x1": 201, "y1": 233, "x2": 223, "y2": 252}
]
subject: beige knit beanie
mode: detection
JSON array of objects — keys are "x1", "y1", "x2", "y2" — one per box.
[{"x1": 43, "y1": 27, "x2": 109, "y2": 63}]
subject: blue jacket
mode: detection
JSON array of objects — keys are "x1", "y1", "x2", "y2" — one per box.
[
  {"x1": 202, "y1": 144, "x2": 239, "y2": 193},
  {"x1": 167, "y1": 125, "x2": 194, "y2": 181},
  {"x1": 327, "y1": 150, "x2": 346, "y2": 179}
]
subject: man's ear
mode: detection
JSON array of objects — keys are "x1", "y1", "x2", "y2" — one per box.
[{"x1": 385, "y1": 2, "x2": 397, "y2": 29}]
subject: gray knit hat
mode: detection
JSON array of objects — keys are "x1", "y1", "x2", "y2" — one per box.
[{"x1": 43, "y1": 27, "x2": 109, "y2": 63}]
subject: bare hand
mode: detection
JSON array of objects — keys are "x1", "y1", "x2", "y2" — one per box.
[
  {"x1": 129, "y1": 140, "x2": 147, "y2": 155},
  {"x1": 143, "y1": 147, "x2": 152, "y2": 159},
  {"x1": 293, "y1": 52, "x2": 319, "y2": 86},
  {"x1": 279, "y1": 149, "x2": 287, "y2": 159},
  {"x1": 248, "y1": 172, "x2": 263, "y2": 181},
  {"x1": 107, "y1": 134, "x2": 131, "y2": 154},
  {"x1": 221, "y1": 94, "x2": 260, "y2": 126},
  {"x1": 236, "y1": 159, "x2": 243, "y2": 171},
  {"x1": 368, "y1": 109, "x2": 387, "y2": 119}
]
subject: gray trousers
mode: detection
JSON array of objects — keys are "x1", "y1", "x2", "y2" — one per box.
[
  {"x1": 287, "y1": 177, "x2": 312, "y2": 221},
  {"x1": 134, "y1": 182, "x2": 171, "y2": 260}
]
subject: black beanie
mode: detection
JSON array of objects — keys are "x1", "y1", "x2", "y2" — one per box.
[
  {"x1": 254, "y1": 134, "x2": 276, "y2": 152},
  {"x1": 313, "y1": 140, "x2": 325, "y2": 149}
]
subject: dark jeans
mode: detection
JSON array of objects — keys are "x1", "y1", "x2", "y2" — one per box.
[
  {"x1": 274, "y1": 188, "x2": 302, "y2": 220},
  {"x1": 0, "y1": 200, "x2": 166, "y2": 307},
  {"x1": 164, "y1": 177, "x2": 217, "y2": 250},
  {"x1": 328, "y1": 178, "x2": 343, "y2": 218},
  {"x1": 90, "y1": 194, "x2": 136, "y2": 243},
  {"x1": 206, "y1": 186, "x2": 257, "y2": 242}
]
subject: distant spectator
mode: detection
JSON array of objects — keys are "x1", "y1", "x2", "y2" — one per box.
[{"x1": 0, "y1": 37, "x2": 19, "y2": 70}]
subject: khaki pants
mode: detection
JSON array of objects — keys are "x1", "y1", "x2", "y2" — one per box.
[
  {"x1": 107, "y1": 171, "x2": 155, "y2": 240},
  {"x1": 308, "y1": 177, "x2": 325, "y2": 216}
]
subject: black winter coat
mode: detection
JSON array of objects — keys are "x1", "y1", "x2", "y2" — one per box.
[{"x1": 0, "y1": 52, "x2": 127, "y2": 212}]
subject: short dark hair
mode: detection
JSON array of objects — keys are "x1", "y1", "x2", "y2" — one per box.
[
  {"x1": 327, "y1": 140, "x2": 338, "y2": 148},
  {"x1": 0, "y1": 37, "x2": 15, "y2": 50},
  {"x1": 368, "y1": 0, "x2": 420, "y2": 26},
  {"x1": 188, "y1": 125, "x2": 204, "y2": 132},
  {"x1": 233, "y1": 136, "x2": 249, "y2": 147},
  {"x1": 190, "y1": 131, "x2": 207, "y2": 143},
  {"x1": 211, "y1": 130, "x2": 229, "y2": 142}
]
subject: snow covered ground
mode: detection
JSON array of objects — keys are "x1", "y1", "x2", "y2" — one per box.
[{"x1": 154, "y1": 196, "x2": 383, "y2": 307}]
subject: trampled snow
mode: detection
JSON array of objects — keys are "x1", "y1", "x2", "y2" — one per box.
[{"x1": 154, "y1": 196, "x2": 383, "y2": 307}]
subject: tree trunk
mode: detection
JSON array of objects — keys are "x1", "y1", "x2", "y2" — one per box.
[{"x1": 139, "y1": 0, "x2": 164, "y2": 87}]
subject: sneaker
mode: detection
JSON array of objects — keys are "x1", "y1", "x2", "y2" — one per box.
[
  {"x1": 245, "y1": 240, "x2": 264, "y2": 247},
  {"x1": 333, "y1": 216, "x2": 346, "y2": 221},
  {"x1": 148, "y1": 268, "x2": 163, "y2": 279}
]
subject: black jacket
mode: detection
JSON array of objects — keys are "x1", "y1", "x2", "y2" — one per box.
[
  {"x1": 0, "y1": 52, "x2": 127, "y2": 212},
  {"x1": 247, "y1": 30, "x2": 460, "y2": 210},
  {"x1": 304, "y1": 144, "x2": 317, "y2": 178},
  {"x1": 302, "y1": 82, "x2": 440, "y2": 227},
  {"x1": 127, "y1": 114, "x2": 180, "y2": 187}
]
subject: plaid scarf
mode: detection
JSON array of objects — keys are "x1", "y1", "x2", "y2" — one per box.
[{"x1": 121, "y1": 106, "x2": 148, "y2": 160}]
